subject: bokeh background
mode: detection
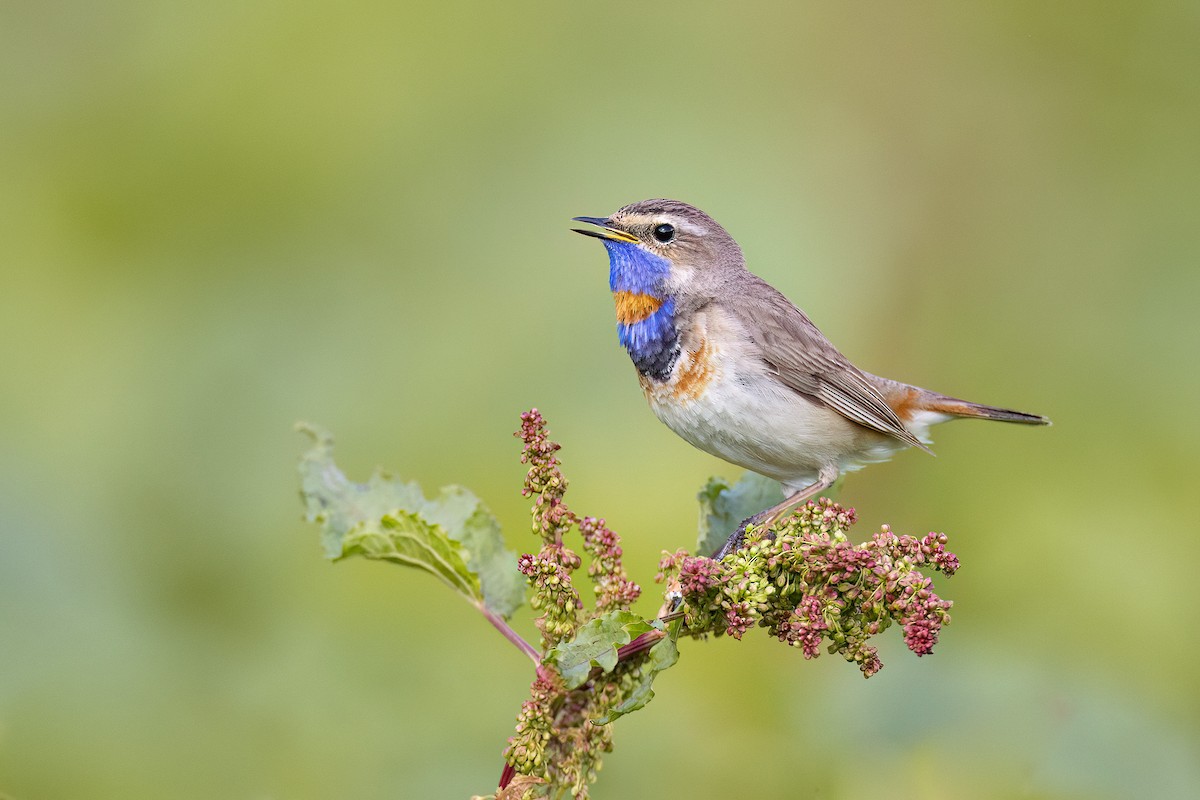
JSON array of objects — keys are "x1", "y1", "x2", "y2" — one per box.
[{"x1": 3, "y1": 2, "x2": 1198, "y2": 798}]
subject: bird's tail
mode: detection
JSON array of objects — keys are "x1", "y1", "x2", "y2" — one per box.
[
  {"x1": 869, "y1": 373, "x2": 1051, "y2": 434},
  {"x1": 919, "y1": 393, "x2": 1051, "y2": 426}
]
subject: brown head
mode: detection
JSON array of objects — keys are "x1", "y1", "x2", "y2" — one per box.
[{"x1": 572, "y1": 199, "x2": 747, "y2": 303}]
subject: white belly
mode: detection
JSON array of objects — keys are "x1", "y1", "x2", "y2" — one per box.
[{"x1": 639, "y1": 311, "x2": 908, "y2": 494}]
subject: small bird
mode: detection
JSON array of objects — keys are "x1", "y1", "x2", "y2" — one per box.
[{"x1": 572, "y1": 199, "x2": 1049, "y2": 557}]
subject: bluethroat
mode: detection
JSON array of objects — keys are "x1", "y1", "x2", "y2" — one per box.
[{"x1": 572, "y1": 199, "x2": 1050, "y2": 558}]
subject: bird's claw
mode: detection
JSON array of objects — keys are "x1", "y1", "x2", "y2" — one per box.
[
  {"x1": 711, "y1": 513, "x2": 764, "y2": 560},
  {"x1": 664, "y1": 588, "x2": 683, "y2": 613}
]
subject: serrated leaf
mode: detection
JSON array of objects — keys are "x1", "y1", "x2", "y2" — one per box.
[
  {"x1": 696, "y1": 472, "x2": 785, "y2": 556},
  {"x1": 296, "y1": 423, "x2": 525, "y2": 618},
  {"x1": 550, "y1": 611, "x2": 654, "y2": 689},
  {"x1": 341, "y1": 510, "x2": 482, "y2": 599},
  {"x1": 450, "y1": 494, "x2": 527, "y2": 620},
  {"x1": 296, "y1": 424, "x2": 423, "y2": 558},
  {"x1": 592, "y1": 623, "x2": 680, "y2": 725}
]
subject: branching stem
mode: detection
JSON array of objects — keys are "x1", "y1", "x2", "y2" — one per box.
[
  {"x1": 478, "y1": 603, "x2": 541, "y2": 664},
  {"x1": 616, "y1": 628, "x2": 666, "y2": 663}
]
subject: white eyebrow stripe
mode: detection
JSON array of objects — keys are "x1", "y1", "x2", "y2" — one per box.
[{"x1": 615, "y1": 213, "x2": 708, "y2": 238}]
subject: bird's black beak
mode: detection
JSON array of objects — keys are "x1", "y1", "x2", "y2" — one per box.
[{"x1": 571, "y1": 216, "x2": 639, "y2": 243}]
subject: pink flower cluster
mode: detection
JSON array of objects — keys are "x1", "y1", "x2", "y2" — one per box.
[
  {"x1": 658, "y1": 498, "x2": 959, "y2": 677},
  {"x1": 517, "y1": 546, "x2": 584, "y2": 643},
  {"x1": 513, "y1": 410, "x2": 643, "y2": 646},
  {"x1": 517, "y1": 408, "x2": 575, "y2": 543},
  {"x1": 578, "y1": 516, "x2": 641, "y2": 613},
  {"x1": 658, "y1": 551, "x2": 723, "y2": 595},
  {"x1": 874, "y1": 528, "x2": 960, "y2": 576},
  {"x1": 505, "y1": 410, "x2": 648, "y2": 794},
  {"x1": 505, "y1": 664, "x2": 563, "y2": 774},
  {"x1": 778, "y1": 595, "x2": 827, "y2": 659}
]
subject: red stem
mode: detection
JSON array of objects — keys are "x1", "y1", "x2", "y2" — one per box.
[
  {"x1": 497, "y1": 629, "x2": 667, "y2": 791},
  {"x1": 478, "y1": 603, "x2": 540, "y2": 665},
  {"x1": 499, "y1": 761, "x2": 516, "y2": 791},
  {"x1": 616, "y1": 628, "x2": 666, "y2": 662}
]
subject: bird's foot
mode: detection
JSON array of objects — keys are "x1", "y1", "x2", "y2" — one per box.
[{"x1": 711, "y1": 511, "x2": 772, "y2": 560}]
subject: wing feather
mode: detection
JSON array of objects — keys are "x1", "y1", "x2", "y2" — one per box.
[{"x1": 730, "y1": 279, "x2": 929, "y2": 452}]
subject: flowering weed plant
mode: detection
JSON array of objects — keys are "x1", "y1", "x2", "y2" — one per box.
[{"x1": 297, "y1": 409, "x2": 960, "y2": 799}]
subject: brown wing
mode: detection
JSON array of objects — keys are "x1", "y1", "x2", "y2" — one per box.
[{"x1": 729, "y1": 277, "x2": 930, "y2": 452}]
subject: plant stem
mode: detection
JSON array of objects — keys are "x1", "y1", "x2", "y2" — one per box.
[
  {"x1": 499, "y1": 761, "x2": 516, "y2": 791},
  {"x1": 616, "y1": 628, "x2": 666, "y2": 662},
  {"x1": 478, "y1": 603, "x2": 541, "y2": 665}
]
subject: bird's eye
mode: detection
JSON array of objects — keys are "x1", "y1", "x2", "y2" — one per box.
[{"x1": 652, "y1": 223, "x2": 676, "y2": 243}]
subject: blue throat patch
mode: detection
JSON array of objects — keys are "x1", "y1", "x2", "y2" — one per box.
[{"x1": 603, "y1": 240, "x2": 679, "y2": 381}]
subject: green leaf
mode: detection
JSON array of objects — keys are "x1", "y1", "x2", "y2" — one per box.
[
  {"x1": 696, "y1": 472, "x2": 785, "y2": 556},
  {"x1": 296, "y1": 423, "x2": 525, "y2": 618},
  {"x1": 549, "y1": 611, "x2": 654, "y2": 689},
  {"x1": 296, "y1": 424, "x2": 422, "y2": 558},
  {"x1": 592, "y1": 621, "x2": 681, "y2": 725},
  {"x1": 341, "y1": 510, "x2": 482, "y2": 599}
]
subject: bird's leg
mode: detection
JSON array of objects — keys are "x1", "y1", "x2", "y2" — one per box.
[{"x1": 711, "y1": 466, "x2": 839, "y2": 560}]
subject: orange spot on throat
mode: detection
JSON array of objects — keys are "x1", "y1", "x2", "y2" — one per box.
[{"x1": 613, "y1": 290, "x2": 663, "y2": 325}]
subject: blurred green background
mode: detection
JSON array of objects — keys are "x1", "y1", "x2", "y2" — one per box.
[{"x1": 2, "y1": 1, "x2": 1198, "y2": 797}]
